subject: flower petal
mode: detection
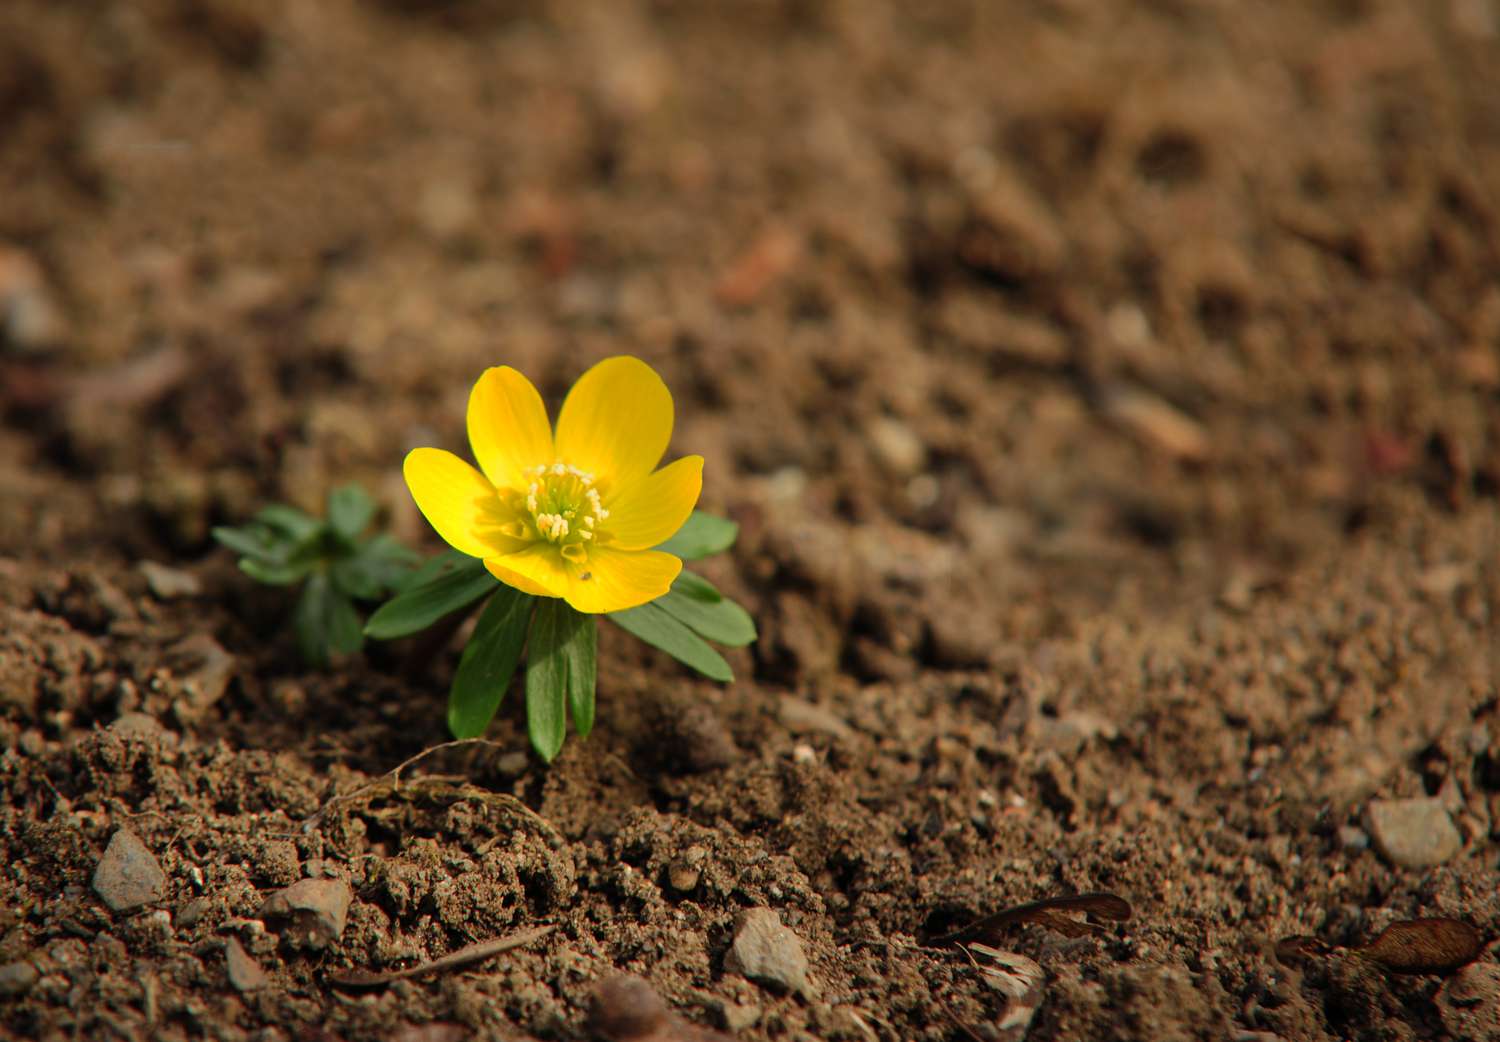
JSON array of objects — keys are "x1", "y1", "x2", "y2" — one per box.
[
  {"x1": 554, "y1": 356, "x2": 673, "y2": 490},
  {"x1": 404, "y1": 448, "x2": 518, "y2": 559},
  {"x1": 468, "y1": 366, "x2": 554, "y2": 492},
  {"x1": 562, "y1": 547, "x2": 681, "y2": 614},
  {"x1": 484, "y1": 551, "x2": 562, "y2": 598},
  {"x1": 604, "y1": 455, "x2": 704, "y2": 551}
]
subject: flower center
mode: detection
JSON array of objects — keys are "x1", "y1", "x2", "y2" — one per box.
[{"x1": 516, "y1": 461, "x2": 608, "y2": 564}]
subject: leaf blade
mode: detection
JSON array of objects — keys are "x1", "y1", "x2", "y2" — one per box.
[
  {"x1": 364, "y1": 553, "x2": 496, "y2": 639},
  {"x1": 327, "y1": 484, "x2": 377, "y2": 541},
  {"x1": 525, "y1": 600, "x2": 574, "y2": 761},
  {"x1": 658, "y1": 571, "x2": 757, "y2": 647},
  {"x1": 653, "y1": 510, "x2": 738, "y2": 561},
  {"x1": 607, "y1": 602, "x2": 733, "y2": 682},
  {"x1": 448, "y1": 588, "x2": 533, "y2": 739}
]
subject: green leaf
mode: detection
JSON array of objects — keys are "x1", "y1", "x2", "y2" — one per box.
[
  {"x1": 658, "y1": 571, "x2": 757, "y2": 647},
  {"x1": 608, "y1": 602, "x2": 733, "y2": 682},
  {"x1": 331, "y1": 536, "x2": 418, "y2": 601},
  {"x1": 566, "y1": 608, "x2": 598, "y2": 738},
  {"x1": 327, "y1": 484, "x2": 377, "y2": 541},
  {"x1": 654, "y1": 510, "x2": 739, "y2": 561},
  {"x1": 254, "y1": 504, "x2": 323, "y2": 543},
  {"x1": 212, "y1": 524, "x2": 286, "y2": 562},
  {"x1": 240, "y1": 556, "x2": 314, "y2": 586},
  {"x1": 364, "y1": 553, "x2": 496, "y2": 639},
  {"x1": 525, "y1": 599, "x2": 596, "y2": 761},
  {"x1": 294, "y1": 572, "x2": 364, "y2": 666},
  {"x1": 448, "y1": 587, "x2": 533, "y2": 739},
  {"x1": 330, "y1": 556, "x2": 384, "y2": 600}
]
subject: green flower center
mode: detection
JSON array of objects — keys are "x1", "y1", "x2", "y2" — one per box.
[{"x1": 518, "y1": 461, "x2": 607, "y2": 563}]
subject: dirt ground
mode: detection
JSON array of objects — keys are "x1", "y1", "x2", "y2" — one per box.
[{"x1": 2, "y1": 1, "x2": 1499, "y2": 1040}]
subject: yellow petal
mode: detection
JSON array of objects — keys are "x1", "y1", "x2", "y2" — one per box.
[
  {"x1": 403, "y1": 448, "x2": 517, "y2": 559},
  {"x1": 561, "y1": 547, "x2": 681, "y2": 614},
  {"x1": 467, "y1": 366, "x2": 554, "y2": 492},
  {"x1": 554, "y1": 356, "x2": 673, "y2": 490},
  {"x1": 604, "y1": 455, "x2": 704, "y2": 551},
  {"x1": 484, "y1": 552, "x2": 561, "y2": 598}
]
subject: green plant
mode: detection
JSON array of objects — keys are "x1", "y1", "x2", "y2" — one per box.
[
  {"x1": 374, "y1": 355, "x2": 755, "y2": 762},
  {"x1": 213, "y1": 484, "x2": 418, "y2": 666}
]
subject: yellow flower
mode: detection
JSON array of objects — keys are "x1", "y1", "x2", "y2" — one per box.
[{"x1": 403, "y1": 356, "x2": 702, "y2": 614}]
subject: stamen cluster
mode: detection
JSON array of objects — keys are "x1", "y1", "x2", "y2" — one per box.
[{"x1": 521, "y1": 462, "x2": 608, "y2": 562}]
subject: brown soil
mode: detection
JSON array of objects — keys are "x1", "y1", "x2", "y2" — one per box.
[{"x1": 2, "y1": 2, "x2": 1499, "y2": 1040}]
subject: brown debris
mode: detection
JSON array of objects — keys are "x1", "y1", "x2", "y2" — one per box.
[
  {"x1": 933, "y1": 892, "x2": 1134, "y2": 947},
  {"x1": 1276, "y1": 917, "x2": 1483, "y2": 977},
  {"x1": 328, "y1": 926, "x2": 553, "y2": 989}
]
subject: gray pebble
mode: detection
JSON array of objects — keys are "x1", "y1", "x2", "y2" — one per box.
[
  {"x1": 92, "y1": 829, "x2": 167, "y2": 912},
  {"x1": 724, "y1": 907, "x2": 814, "y2": 997},
  {"x1": 1364, "y1": 797, "x2": 1462, "y2": 869},
  {"x1": 225, "y1": 936, "x2": 270, "y2": 992},
  {"x1": 1337, "y1": 825, "x2": 1370, "y2": 852},
  {"x1": 257, "y1": 878, "x2": 351, "y2": 950},
  {"x1": 0, "y1": 960, "x2": 38, "y2": 997},
  {"x1": 137, "y1": 560, "x2": 202, "y2": 600}
]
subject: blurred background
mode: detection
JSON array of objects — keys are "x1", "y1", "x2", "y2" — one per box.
[{"x1": 3, "y1": 1, "x2": 1494, "y2": 610}]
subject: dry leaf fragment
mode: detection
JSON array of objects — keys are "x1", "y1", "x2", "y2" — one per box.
[
  {"x1": 934, "y1": 891, "x2": 1134, "y2": 946},
  {"x1": 329, "y1": 926, "x2": 553, "y2": 989},
  {"x1": 1274, "y1": 917, "x2": 1482, "y2": 977},
  {"x1": 1357, "y1": 918, "x2": 1483, "y2": 975}
]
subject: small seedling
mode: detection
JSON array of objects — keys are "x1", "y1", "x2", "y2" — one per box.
[
  {"x1": 213, "y1": 484, "x2": 418, "y2": 666},
  {"x1": 369, "y1": 356, "x2": 757, "y2": 762}
]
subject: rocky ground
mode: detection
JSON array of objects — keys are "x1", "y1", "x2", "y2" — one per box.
[{"x1": 2, "y1": 1, "x2": 1498, "y2": 1040}]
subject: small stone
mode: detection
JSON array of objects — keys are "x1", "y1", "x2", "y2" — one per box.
[
  {"x1": 716, "y1": 999, "x2": 762, "y2": 1033},
  {"x1": 666, "y1": 860, "x2": 701, "y2": 893},
  {"x1": 137, "y1": 560, "x2": 202, "y2": 600},
  {"x1": 257, "y1": 878, "x2": 351, "y2": 950},
  {"x1": 867, "y1": 416, "x2": 926, "y2": 476},
  {"x1": 225, "y1": 936, "x2": 269, "y2": 992},
  {"x1": 108, "y1": 713, "x2": 177, "y2": 747},
  {"x1": 178, "y1": 897, "x2": 211, "y2": 930},
  {"x1": 1365, "y1": 797, "x2": 1462, "y2": 869},
  {"x1": 0, "y1": 960, "x2": 38, "y2": 997},
  {"x1": 724, "y1": 907, "x2": 813, "y2": 997},
  {"x1": 495, "y1": 751, "x2": 530, "y2": 776},
  {"x1": 1337, "y1": 826, "x2": 1370, "y2": 852},
  {"x1": 92, "y1": 829, "x2": 167, "y2": 912},
  {"x1": 164, "y1": 634, "x2": 236, "y2": 722},
  {"x1": 777, "y1": 697, "x2": 853, "y2": 739},
  {"x1": 791, "y1": 743, "x2": 817, "y2": 766},
  {"x1": 587, "y1": 974, "x2": 667, "y2": 1040}
]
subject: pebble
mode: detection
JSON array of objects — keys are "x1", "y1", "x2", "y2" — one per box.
[
  {"x1": 1337, "y1": 826, "x2": 1370, "y2": 852},
  {"x1": 777, "y1": 696, "x2": 853, "y2": 740},
  {"x1": 224, "y1": 936, "x2": 270, "y2": 992},
  {"x1": 724, "y1": 907, "x2": 814, "y2": 997},
  {"x1": 137, "y1": 560, "x2": 202, "y2": 599},
  {"x1": 1364, "y1": 797, "x2": 1462, "y2": 869},
  {"x1": 588, "y1": 974, "x2": 667, "y2": 1040},
  {"x1": 257, "y1": 878, "x2": 351, "y2": 950},
  {"x1": 92, "y1": 829, "x2": 167, "y2": 912},
  {"x1": 0, "y1": 960, "x2": 38, "y2": 997}
]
